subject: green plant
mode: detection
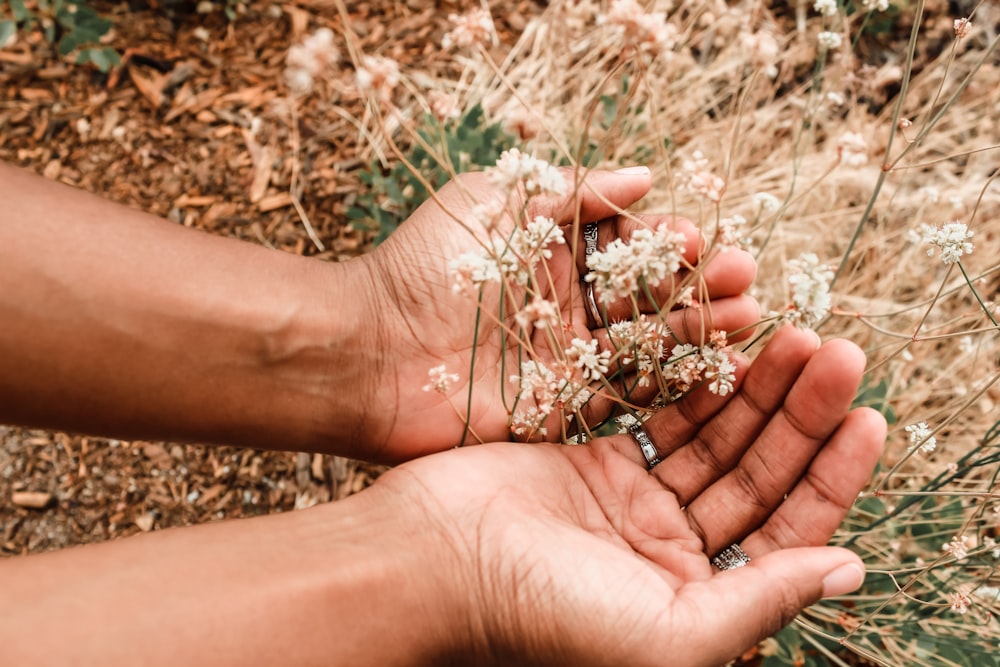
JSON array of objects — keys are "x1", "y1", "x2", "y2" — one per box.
[
  {"x1": 347, "y1": 103, "x2": 518, "y2": 246},
  {"x1": 0, "y1": 0, "x2": 119, "y2": 71}
]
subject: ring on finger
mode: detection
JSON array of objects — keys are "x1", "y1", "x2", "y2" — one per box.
[
  {"x1": 628, "y1": 422, "x2": 662, "y2": 470},
  {"x1": 583, "y1": 221, "x2": 599, "y2": 259},
  {"x1": 712, "y1": 543, "x2": 751, "y2": 571},
  {"x1": 582, "y1": 280, "x2": 603, "y2": 325}
]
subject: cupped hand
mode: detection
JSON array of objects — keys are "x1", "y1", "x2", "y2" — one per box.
[
  {"x1": 377, "y1": 327, "x2": 886, "y2": 666},
  {"x1": 360, "y1": 167, "x2": 759, "y2": 462}
]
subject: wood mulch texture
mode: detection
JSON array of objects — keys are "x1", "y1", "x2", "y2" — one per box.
[{"x1": 0, "y1": 0, "x2": 540, "y2": 555}]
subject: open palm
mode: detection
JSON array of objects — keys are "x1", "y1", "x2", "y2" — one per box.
[
  {"x1": 377, "y1": 327, "x2": 886, "y2": 665},
  {"x1": 362, "y1": 169, "x2": 759, "y2": 462}
]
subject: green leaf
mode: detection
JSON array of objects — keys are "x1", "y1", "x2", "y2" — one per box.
[
  {"x1": 57, "y1": 32, "x2": 79, "y2": 55},
  {"x1": 83, "y1": 46, "x2": 117, "y2": 72},
  {"x1": 0, "y1": 20, "x2": 16, "y2": 48},
  {"x1": 10, "y1": 0, "x2": 31, "y2": 22}
]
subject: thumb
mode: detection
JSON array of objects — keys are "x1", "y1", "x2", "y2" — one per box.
[
  {"x1": 528, "y1": 166, "x2": 653, "y2": 224},
  {"x1": 676, "y1": 547, "x2": 865, "y2": 666}
]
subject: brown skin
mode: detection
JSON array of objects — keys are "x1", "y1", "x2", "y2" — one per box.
[
  {"x1": 0, "y1": 163, "x2": 757, "y2": 463},
  {"x1": 0, "y1": 328, "x2": 885, "y2": 666}
]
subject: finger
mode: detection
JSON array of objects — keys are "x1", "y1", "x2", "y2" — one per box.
[
  {"x1": 593, "y1": 354, "x2": 750, "y2": 464},
  {"x1": 647, "y1": 326, "x2": 821, "y2": 500},
  {"x1": 528, "y1": 166, "x2": 653, "y2": 226},
  {"x1": 672, "y1": 548, "x2": 865, "y2": 667},
  {"x1": 685, "y1": 338, "x2": 867, "y2": 555},
  {"x1": 742, "y1": 407, "x2": 885, "y2": 555}
]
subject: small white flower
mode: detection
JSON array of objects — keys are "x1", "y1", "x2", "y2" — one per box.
[
  {"x1": 954, "y1": 17, "x2": 972, "y2": 39},
  {"x1": 921, "y1": 221, "x2": 974, "y2": 265},
  {"x1": 598, "y1": 0, "x2": 677, "y2": 58},
  {"x1": 785, "y1": 253, "x2": 834, "y2": 327},
  {"x1": 356, "y1": 55, "x2": 400, "y2": 103},
  {"x1": 813, "y1": 0, "x2": 838, "y2": 18},
  {"x1": 906, "y1": 421, "x2": 937, "y2": 454},
  {"x1": 861, "y1": 0, "x2": 890, "y2": 11},
  {"x1": 442, "y1": 8, "x2": 495, "y2": 50},
  {"x1": 837, "y1": 132, "x2": 868, "y2": 166},
  {"x1": 679, "y1": 151, "x2": 725, "y2": 202},
  {"x1": 427, "y1": 90, "x2": 461, "y2": 121},
  {"x1": 514, "y1": 297, "x2": 561, "y2": 331},
  {"x1": 703, "y1": 345, "x2": 737, "y2": 397},
  {"x1": 753, "y1": 192, "x2": 781, "y2": 213},
  {"x1": 284, "y1": 27, "x2": 339, "y2": 96},
  {"x1": 948, "y1": 591, "x2": 972, "y2": 615},
  {"x1": 448, "y1": 251, "x2": 501, "y2": 295},
  {"x1": 718, "y1": 215, "x2": 747, "y2": 249},
  {"x1": 919, "y1": 186, "x2": 941, "y2": 203},
  {"x1": 818, "y1": 31, "x2": 843, "y2": 50},
  {"x1": 565, "y1": 338, "x2": 611, "y2": 382},
  {"x1": 943, "y1": 535, "x2": 969, "y2": 561},
  {"x1": 825, "y1": 91, "x2": 846, "y2": 106},
  {"x1": 422, "y1": 364, "x2": 460, "y2": 393},
  {"x1": 487, "y1": 148, "x2": 566, "y2": 197},
  {"x1": 742, "y1": 31, "x2": 779, "y2": 79}
]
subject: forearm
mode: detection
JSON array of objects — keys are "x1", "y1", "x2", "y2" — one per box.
[
  {"x1": 0, "y1": 163, "x2": 381, "y2": 456},
  {"x1": 0, "y1": 487, "x2": 469, "y2": 666}
]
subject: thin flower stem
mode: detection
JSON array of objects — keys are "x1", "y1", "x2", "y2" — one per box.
[{"x1": 957, "y1": 261, "x2": 999, "y2": 327}]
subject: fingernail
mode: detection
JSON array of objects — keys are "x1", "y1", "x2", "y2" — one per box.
[
  {"x1": 821, "y1": 563, "x2": 865, "y2": 598},
  {"x1": 614, "y1": 165, "x2": 650, "y2": 176}
]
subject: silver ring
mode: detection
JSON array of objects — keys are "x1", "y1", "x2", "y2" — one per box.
[
  {"x1": 583, "y1": 221, "x2": 599, "y2": 258},
  {"x1": 582, "y1": 280, "x2": 603, "y2": 325},
  {"x1": 712, "y1": 544, "x2": 751, "y2": 571},
  {"x1": 628, "y1": 422, "x2": 661, "y2": 469}
]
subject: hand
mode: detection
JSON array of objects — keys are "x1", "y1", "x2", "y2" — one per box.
[
  {"x1": 377, "y1": 327, "x2": 886, "y2": 665},
  {"x1": 360, "y1": 167, "x2": 759, "y2": 462}
]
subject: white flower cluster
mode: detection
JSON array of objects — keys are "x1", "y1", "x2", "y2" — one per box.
[
  {"x1": 921, "y1": 221, "x2": 974, "y2": 265},
  {"x1": 753, "y1": 192, "x2": 781, "y2": 214},
  {"x1": 905, "y1": 421, "x2": 937, "y2": 454},
  {"x1": 818, "y1": 31, "x2": 843, "y2": 50},
  {"x1": 584, "y1": 223, "x2": 686, "y2": 305},
  {"x1": 662, "y1": 338, "x2": 737, "y2": 397},
  {"x1": 679, "y1": 151, "x2": 725, "y2": 202},
  {"x1": 285, "y1": 28, "x2": 339, "y2": 97},
  {"x1": 718, "y1": 215, "x2": 747, "y2": 249},
  {"x1": 741, "y1": 30, "x2": 780, "y2": 79},
  {"x1": 510, "y1": 358, "x2": 595, "y2": 437},
  {"x1": 442, "y1": 8, "x2": 495, "y2": 50},
  {"x1": 422, "y1": 364, "x2": 460, "y2": 394},
  {"x1": 942, "y1": 535, "x2": 970, "y2": 561},
  {"x1": 813, "y1": 0, "x2": 838, "y2": 18},
  {"x1": 608, "y1": 316, "x2": 670, "y2": 387},
  {"x1": 487, "y1": 148, "x2": 566, "y2": 197},
  {"x1": 861, "y1": 0, "x2": 890, "y2": 11},
  {"x1": 427, "y1": 90, "x2": 461, "y2": 121},
  {"x1": 597, "y1": 0, "x2": 678, "y2": 58},
  {"x1": 954, "y1": 17, "x2": 972, "y2": 39},
  {"x1": 356, "y1": 55, "x2": 401, "y2": 103},
  {"x1": 837, "y1": 132, "x2": 869, "y2": 166},
  {"x1": 448, "y1": 215, "x2": 565, "y2": 294},
  {"x1": 786, "y1": 253, "x2": 834, "y2": 328},
  {"x1": 785, "y1": 252, "x2": 833, "y2": 328},
  {"x1": 948, "y1": 591, "x2": 972, "y2": 615}
]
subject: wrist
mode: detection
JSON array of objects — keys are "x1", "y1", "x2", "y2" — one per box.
[{"x1": 302, "y1": 483, "x2": 484, "y2": 665}]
